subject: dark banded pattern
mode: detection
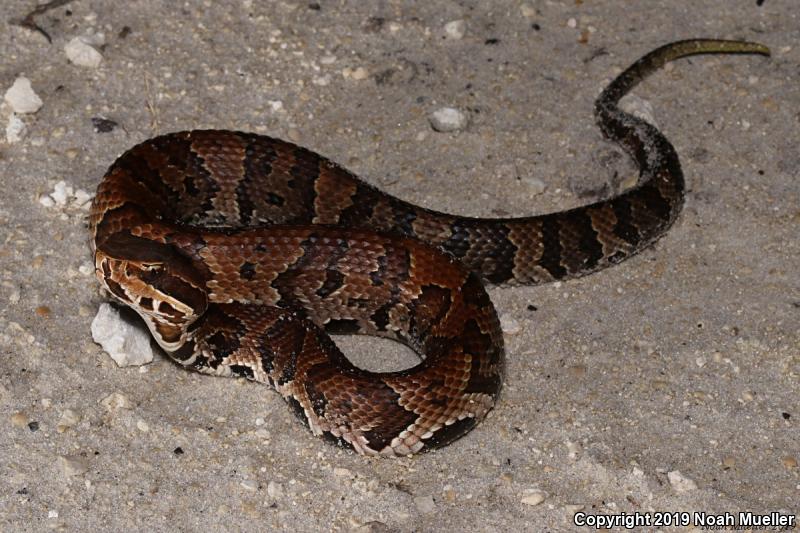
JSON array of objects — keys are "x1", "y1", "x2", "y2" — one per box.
[{"x1": 89, "y1": 40, "x2": 769, "y2": 456}]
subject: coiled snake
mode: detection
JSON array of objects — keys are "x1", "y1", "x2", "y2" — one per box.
[{"x1": 90, "y1": 40, "x2": 769, "y2": 456}]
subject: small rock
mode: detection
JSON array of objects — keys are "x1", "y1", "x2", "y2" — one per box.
[
  {"x1": 429, "y1": 107, "x2": 467, "y2": 133},
  {"x1": 58, "y1": 455, "x2": 89, "y2": 477},
  {"x1": 521, "y1": 176, "x2": 546, "y2": 195},
  {"x1": 520, "y1": 4, "x2": 536, "y2": 18},
  {"x1": 500, "y1": 314, "x2": 521, "y2": 334},
  {"x1": 6, "y1": 114, "x2": 28, "y2": 143},
  {"x1": 240, "y1": 479, "x2": 258, "y2": 491},
  {"x1": 783, "y1": 456, "x2": 798, "y2": 469},
  {"x1": 64, "y1": 37, "x2": 103, "y2": 68},
  {"x1": 50, "y1": 181, "x2": 73, "y2": 206},
  {"x1": 351, "y1": 67, "x2": 369, "y2": 80},
  {"x1": 667, "y1": 470, "x2": 697, "y2": 493},
  {"x1": 267, "y1": 480, "x2": 283, "y2": 498},
  {"x1": 443, "y1": 20, "x2": 466, "y2": 40},
  {"x1": 100, "y1": 391, "x2": 132, "y2": 411},
  {"x1": 56, "y1": 409, "x2": 81, "y2": 433},
  {"x1": 11, "y1": 411, "x2": 29, "y2": 428},
  {"x1": 333, "y1": 467, "x2": 354, "y2": 479},
  {"x1": 520, "y1": 489, "x2": 546, "y2": 506},
  {"x1": 91, "y1": 303, "x2": 156, "y2": 367},
  {"x1": 4, "y1": 77, "x2": 43, "y2": 114},
  {"x1": 136, "y1": 419, "x2": 149, "y2": 432},
  {"x1": 38, "y1": 194, "x2": 55, "y2": 208},
  {"x1": 413, "y1": 495, "x2": 435, "y2": 514},
  {"x1": 267, "y1": 100, "x2": 284, "y2": 113},
  {"x1": 91, "y1": 117, "x2": 118, "y2": 133}
]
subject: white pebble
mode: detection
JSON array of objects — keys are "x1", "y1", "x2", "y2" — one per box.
[
  {"x1": 443, "y1": 20, "x2": 466, "y2": 40},
  {"x1": 567, "y1": 18, "x2": 577, "y2": 28},
  {"x1": 64, "y1": 37, "x2": 104, "y2": 68},
  {"x1": 520, "y1": 4, "x2": 536, "y2": 18},
  {"x1": 520, "y1": 489, "x2": 547, "y2": 506},
  {"x1": 312, "y1": 75, "x2": 331, "y2": 86},
  {"x1": 100, "y1": 391, "x2": 133, "y2": 411},
  {"x1": 6, "y1": 114, "x2": 28, "y2": 143},
  {"x1": 56, "y1": 409, "x2": 81, "y2": 432},
  {"x1": 72, "y1": 188, "x2": 94, "y2": 209},
  {"x1": 267, "y1": 480, "x2": 283, "y2": 498},
  {"x1": 240, "y1": 479, "x2": 258, "y2": 491},
  {"x1": 50, "y1": 181, "x2": 73, "y2": 206},
  {"x1": 522, "y1": 176, "x2": 547, "y2": 195},
  {"x1": 136, "y1": 419, "x2": 149, "y2": 432},
  {"x1": 58, "y1": 455, "x2": 89, "y2": 477},
  {"x1": 429, "y1": 107, "x2": 468, "y2": 132},
  {"x1": 38, "y1": 194, "x2": 55, "y2": 208},
  {"x1": 350, "y1": 67, "x2": 369, "y2": 80},
  {"x1": 667, "y1": 470, "x2": 697, "y2": 493},
  {"x1": 4, "y1": 77, "x2": 43, "y2": 114},
  {"x1": 100, "y1": 391, "x2": 132, "y2": 411},
  {"x1": 320, "y1": 55, "x2": 337, "y2": 65},
  {"x1": 500, "y1": 314, "x2": 521, "y2": 335},
  {"x1": 267, "y1": 100, "x2": 284, "y2": 113},
  {"x1": 91, "y1": 303, "x2": 156, "y2": 367},
  {"x1": 333, "y1": 467, "x2": 354, "y2": 479}
]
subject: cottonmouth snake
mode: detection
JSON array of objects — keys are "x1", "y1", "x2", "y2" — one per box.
[{"x1": 89, "y1": 40, "x2": 769, "y2": 456}]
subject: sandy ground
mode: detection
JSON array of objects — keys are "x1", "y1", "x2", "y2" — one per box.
[{"x1": 1, "y1": 1, "x2": 797, "y2": 531}]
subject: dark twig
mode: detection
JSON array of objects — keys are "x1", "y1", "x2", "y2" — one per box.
[{"x1": 9, "y1": 0, "x2": 74, "y2": 44}]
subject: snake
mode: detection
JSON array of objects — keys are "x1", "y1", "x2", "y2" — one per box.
[{"x1": 89, "y1": 40, "x2": 769, "y2": 456}]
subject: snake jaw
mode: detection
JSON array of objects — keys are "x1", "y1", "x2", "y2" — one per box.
[{"x1": 95, "y1": 250, "x2": 208, "y2": 352}]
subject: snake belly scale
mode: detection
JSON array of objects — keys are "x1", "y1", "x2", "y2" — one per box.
[{"x1": 89, "y1": 40, "x2": 769, "y2": 456}]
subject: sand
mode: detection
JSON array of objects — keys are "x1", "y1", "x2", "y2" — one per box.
[{"x1": 1, "y1": 1, "x2": 797, "y2": 531}]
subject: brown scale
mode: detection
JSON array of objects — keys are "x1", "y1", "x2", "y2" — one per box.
[{"x1": 89, "y1": 40, "x2": 769, "y2": 456}]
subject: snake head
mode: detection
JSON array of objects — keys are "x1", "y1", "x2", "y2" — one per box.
[{"x1": 94, "y1": 232, "x2": 209, "y2": 352}]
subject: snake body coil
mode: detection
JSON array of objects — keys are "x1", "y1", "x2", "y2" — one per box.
[{"x1": 90, "y1": 40, "x2": 768, "y2": 456}]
